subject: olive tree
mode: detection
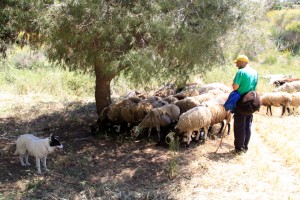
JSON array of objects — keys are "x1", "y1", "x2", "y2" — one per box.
[{"x1": 3, "y1": 0, "x2": 271, "y2": 114}]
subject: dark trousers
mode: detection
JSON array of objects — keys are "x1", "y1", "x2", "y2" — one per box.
[{"x1": 233, "y1": 112, "x2": 253, "y2": 150}]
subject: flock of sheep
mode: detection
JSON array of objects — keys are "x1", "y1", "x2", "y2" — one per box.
[
  {"x1": 96, "y1": 80, "x2": 300, "y2": 147},
  {"x1": 261, "y1": 80, "x2": 300, "y2": 116}
]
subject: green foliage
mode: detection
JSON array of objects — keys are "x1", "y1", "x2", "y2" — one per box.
[
  {"x1": 262, "y1": 49, "x2": 279, "y2": 64},
  {"x1": 267, "y1": 9, "x2": 300, "y2": 54},
  {"x1": 0, "y1": 0, "x2": 48, "y2": 56},
  {"x1": 36, "y1": 0, "x2": 270, "y2": 85}
]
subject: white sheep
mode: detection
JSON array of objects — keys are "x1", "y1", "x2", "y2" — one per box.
[
  {"x1": 191, "y1": 93, "x2": 215, "y2": 103},
  {"x1": 291, "y1": 92, "x2": 300, "y2": 114},
  {"x1": 201, "y1": 100, "x2": 232, "y2": 138},
  {"x1": 207, "y1": 88, "x2": 226, "y2": 96},
  {"x1": 174, "y1": 97, "x2": 201, "y2": 115},
  {"x1": 260, "y1": 92, "x2": 292, "y2": 116},
  {"x1": 174, "y1": 105, "x2": 211, "y2": 145},
  {"x1": 131, "y1": 104, "x2": 180, "y2": 141},
  {"x1": 198, "y1": 82, "x2": 231, "y2": 94},
  {"x1": 274, "y1": 81, "x2": 300, "y2": 93}
]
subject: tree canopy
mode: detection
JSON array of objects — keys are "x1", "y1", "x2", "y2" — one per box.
[{"x1": 1, "y1": 0, "x2": 272, "y2": 113}]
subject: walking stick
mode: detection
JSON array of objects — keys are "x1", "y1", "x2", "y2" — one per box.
[{"x1": 215, "y1": 126, "x2": 227, "y2": 153}]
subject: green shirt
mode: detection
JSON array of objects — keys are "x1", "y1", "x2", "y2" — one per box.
[{"x1": 233, "y1": 65, "x2": 258, "y2": 95}]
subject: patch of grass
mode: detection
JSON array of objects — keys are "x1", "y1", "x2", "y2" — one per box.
[
  {"x1": 203, "y1": 65, "x2": 236, "y2": 86},
  {"x1": 0, "y1": 48, "x2": 95, "y2": 97}
]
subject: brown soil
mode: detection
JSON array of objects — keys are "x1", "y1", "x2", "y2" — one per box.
[{"x1": 0, "y1": 94, "x2": 299, "y2": 199}]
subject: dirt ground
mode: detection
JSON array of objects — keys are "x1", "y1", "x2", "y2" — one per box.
[{"x1": 0, "y1": 94, "x2": 299, "y2": 199}]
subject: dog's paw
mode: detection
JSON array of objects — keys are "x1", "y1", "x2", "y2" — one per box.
[
  {"x1": 21, "y1": 163, "x2": 26, "y2": 167},
  {"x1": 45, "y1": 169, "x2": 50, "y2": 172},
  {"x1": 26, "y1": 163, "x2": 31, "y2": 166}
]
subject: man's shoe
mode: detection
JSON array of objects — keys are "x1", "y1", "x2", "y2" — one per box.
[
  {"x1": 234, "y1": 147, "x2": 245, "y2": 155},
  {"x1": 242, "y1": 146, "x2": 248, "y2": 152}
]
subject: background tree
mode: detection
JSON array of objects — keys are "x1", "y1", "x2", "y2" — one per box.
[
  {"x1": 0, "y1": 0, "x2": 49, "y2": 57},
  {"x1": 267, "y1": 8, "x2": 300, "y2": 54}
]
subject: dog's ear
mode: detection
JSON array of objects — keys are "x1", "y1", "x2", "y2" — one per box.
[{"x1": 50, "y1": 134, "x2": 54, "y2": 141}]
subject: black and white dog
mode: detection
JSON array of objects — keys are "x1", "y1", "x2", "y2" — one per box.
[{"x1": 14, "y1": 134, "x2": 63, "y2": 174}]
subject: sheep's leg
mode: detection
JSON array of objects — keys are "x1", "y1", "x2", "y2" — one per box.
[
  {"x1": 25, "y1": 154, "x2": 30, "y2": 166},
  {"x1": 269, "y1": 106, "x2": 273, "y2": 116},
  {"x1": 218, "y1": 121, "x2": 225, "y2": 138},
  {"x1": 203, "y1": 127, "x2": 208, "y2": 141},
  {"x1": 147, "y1": 127, "x2": 152, "y2": 138},
  {"x1": 36, "y1": 158, "x2": 41, "y2": 174},
  {"x1": 282, "y1": 106, "x2": 286, "y2": 116},
  {"x1": 227, "y1": 122, "x2": 231, "y2": 135},
  {"x1": 195, "y1": 130, "x2": 200, "y2": 141},
  {"x1": 20, "y1": 155, "x2": 26, "y2": 166},
  {"x1": 42, "y1": 157, "x2": 49, "y2": 172},
  {"x1": 207, "y1": 126, "x2": 212, "y2": 139},
  {"x1": 287, "y1": 107, "x2": 291, "y2": 115},
  {"x1": 187, "y1": 131, "x2": 193, "y2": 145},
  {"x1": 156, "y1": 125, "x2": 161, "y2": 142}
]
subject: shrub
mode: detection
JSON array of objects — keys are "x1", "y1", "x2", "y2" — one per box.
[{"x1": 267, "y1": 9, "x2": 300, "y2": 54}]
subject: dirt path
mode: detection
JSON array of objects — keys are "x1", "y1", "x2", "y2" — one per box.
[{"x1": 172, "y1": 125, "x2": 300, "y2": 199}]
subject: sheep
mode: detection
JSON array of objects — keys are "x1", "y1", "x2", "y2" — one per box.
[
  {"x1": 201, "y1": 100, "x2": 232, "y2": 138},
  {"x1": 264, "y1": 74, "x2": 288, "y2": 85},
  {"x1": 162, "y1": 96, "x2": 178, "y2": 104},
  {"x1": 107, "y1": 99, "x2": 135, "y2": 122},
  {"x1": 216, "y1": 93, "x2": 230, "y2": 103},
  {"x1": 127, "y1": 97, "x2": 142, "y2": 103},
  {"x1": 273, "y1": 78, "x2": 300, "y2": 87},
  {"x1": 260, "y1": 92, "x2": 292, "y2": 116},
  {"x1": 206, "y1": 88, "x2": 225, "y2": 95},
  {"x1": 174, "y1": 105, "x2": 211, "y2": 146},
  {"x1": 291, "y1": 92, "x2": 300, "y2": 114},
  {"x1": 96, "y1": 107, "x2": 111, "y2": 134},
  {"x1": 120, "y1": 102, "x2": 153, "y2": 125},
  {"x1": 124, "y1": 90, "x2": 142, "y2": 98},
  {"x1": 198, "y1": 83, "x2": 231, "y2": 94},
  {"x1": 131, "y1": 104, "x2": 180, "y2": 142},
  {"x1": 274, "y1": 81, "x2": 300, "y2": 93},
  {"x1": 192, "y1": 93, "x2": 215, "y2": 103},
  {"x1": 173, "y1": 88, "x2": 200, "y2": 99},
  {"x1": 154, "y1": 87, "x2": 176, "y2": 97},
  {"x1": 174, "y1": 97, "x2": 201, "y2": 115}
]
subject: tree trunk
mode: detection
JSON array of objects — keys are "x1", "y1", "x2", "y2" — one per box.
[{"x1": 94, "y1": 66, "x2": 113, "y2": 115}]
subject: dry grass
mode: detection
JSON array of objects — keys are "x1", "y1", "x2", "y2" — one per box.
[{"x1": 0, "y1": 94, "x2": 299, "y2": 199}]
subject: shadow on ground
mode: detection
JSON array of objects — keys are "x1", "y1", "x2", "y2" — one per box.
[{"x1": 0, "y1": 100, "x2": 236, "y2": 199}]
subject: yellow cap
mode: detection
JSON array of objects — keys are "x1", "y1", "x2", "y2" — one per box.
[{"x1": 233, "y1": 55, "x2": 249, "y2": 63}]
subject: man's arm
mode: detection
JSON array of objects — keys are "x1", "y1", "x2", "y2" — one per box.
[{"x1": 232, "y1": 83, "x2": 239, "y2": 91}]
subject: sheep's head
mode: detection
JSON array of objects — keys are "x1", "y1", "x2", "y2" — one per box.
[
  {"x1": 131, "y1": 126, "x2": 141, "y2": 138},
  {"x1": 165, "y1": 131, "x2": 176, "y2": 145}
]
